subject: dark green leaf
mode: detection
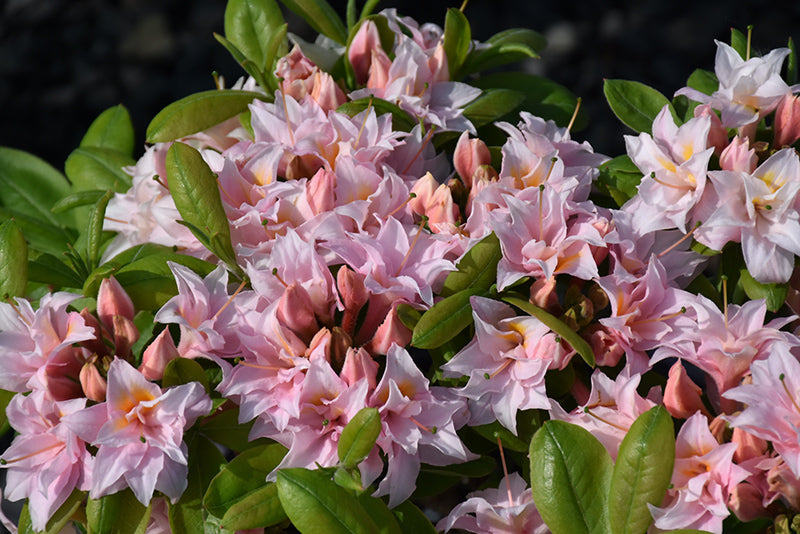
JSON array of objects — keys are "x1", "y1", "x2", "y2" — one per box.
[
  {"x1": 686, "y1": 69, "x2": 718, "y2": 96},
  {"x1": 278, "y1": 0, "x2": 348, "y2": 45},
  {"x1": 28, "y1": 252, "x2": 83, "y2": 288},
  {"x1": 788, "y1": 37, "x2": 797, "y2": 85},
  {"x1": 471, "y1": 410, "x2": 542, "y2": 452},
  {"x1": 80, "y1": 105, "x2": 135, "y2": 156},
  {"x1": 392, "y1": 500, "x2": 438, "y2": 534},
  {"x1": 0, "y1": 207, "x2": 74, "y2": 256},
  {"x1": 530, "y1": 420, "x2": 613, "y2": 534},
  {"x1": 337, "y1": 97, "x2": 416, "y2": 132},
  {"x1": 609, "y1": 406, "x2": 675, "y2": 534},
  {"x1": 225, "y1": 0, "x2": 285, "y2": 72},
  {"x1": 0, "y1": 219, "x2": 28, "y2": 298},
  {"x1": 395, "y1": 303, "x2": 422, "y2": 331},
  {"x1": 86, "y1": 488, "x2": 151, "y2": 534},
  {"x1": 338, "y1": 407, "x2": 381, "y2": 468},
  {"x1": 204, "y1": 442, "x2": 288, "y2": 518},
  {"x1": 502, "y1": 296, "x2": 595, "y2": 366},
  {"x1": 146, "y1": 90, "x2": 265, "y2": 143},
  {"x1": 17, "y1": 489, "x2": 85, "y2": 534},
  {"x1": 65, "y1": 147, "x2": 134, "y2": 193},
  {"x1": 442, "y1": 232, "x2": 501, "y2": 297},
  {"x1": 52, "y1": 190, "x2": 107, "y2": 214},
  {"x1": 358, "y1": 0, "x2": 382, "y2": 20},
  {"x1": 355, "y1": 494, "x2": 402, "y2": 534},
  {"x1": 597, "y1": 155, "x2": 643, "y2": 207},
  {"x1": 162, "y1": 358, "x2": 210, "y2": 392},
  {"x1": 220, "y1": 483, "x2": 287, "y2": 530},
  {"x1": 85, "y1": 190, "x2": 114, "y2": 271},
  {"x1": 461, "y1": 28, "x2": 544, "y2": 75},
  {"x1": 738, "y1": 268, "x2": 789, "y2": 312},
  {"x1": 214, "y1": 32, "x2": 269, "y2": 89},
  {"x1": 412, "y1": 456, "x2": 496, "y2": 498},
  {"x1": 276, "y1": 468, "x2": 379, "y2": 534},
  {"x1": 463, "y1": 89, "x2": 525, "y2": 129},
  {"x1": 443, "y1": 8, "x2": 471, "y2": 78},
  {"x1": 169, "y1": 434, "x2": 227, "y2": 534},
  {"x1": 200, "y1": 405, "x2": 266, "y2": 452},
  {"x1": 0, "y1": 388, "x2": 15, "y2": 434},
  {"x1": 731, "y1": 27, "x2": 748, "y2": 59},
  {"x1": 487, "y1": 28, "x2": 546, "y2": 54},
  {"x1": 412, "y1": 287, "x2": 487, "y2": 349},
  {"x1": 604, "y1": 79, "x2": 676, "y2": 134}
]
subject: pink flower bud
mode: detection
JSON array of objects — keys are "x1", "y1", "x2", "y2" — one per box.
[
  {"x1": 427, "y1": 42, "x2": 450, "y2": 83},
  {"x1": 529, "y1": 277, "x2": 561, "y2": 314},
  {"x1": 348, "y1": 20, "x2": 383, "y2": 85},
  {"x1": 79, "y1": 308, "x2": 110, "y2": 356},
  {"x1": 729, "y1": 482, "x2": 773, "y2": 522},
  {"x1": 408, "y1": 173, "x2": 458, "y2": 230},
  {"x1": 774, "y1": 93, "x2": 800, "y2": 147},
  {"x1": 337, "y1": 266, "x2": 369, "y2": 315},
  {"x1": 276, "y1": 46, "x2": 317, "y2": 100},
  {"x1": 366, "y1": 48, "x2": 392, "y2": 90},
  {"x1": 365, "y1": 305, "x2": 412, "y2": 356},
  {"x1": 277, "y1": 283, "x2": 318, "y2": 341},
  {"x1": 585, "y1": 324, "x2": 625, "y2": 367},
  {"x1": 663, "y1": 360, "x2": 709, "y2": 419},
  {"x1": 768, "y1": 460, "x2": 800, "y2": 510},
  {"x1": 731, "y1": 427, "x2": 768, "y2": 463},
  {"x1": 80, "y1": 359, "x2": 107, "y2": 402},
  {"x1": 305, "y1": 327, "x2": 332, "y2": 360},
  {"x1": 97, "y1": 276, "x2": 135, "y2": 331},
  {"x1": 113, "y1": 315, "x2": 140, "y2": 362},
  {"x1": 453, "y1": 131, "x2": 492, "y2": 188},
  {"x1": 719, "y1": 136, "x2": 757, "y2": 172},
  {"x1": 310, "y1": 71, "x2": 347, "y2": 112},
  {"x1": 140, "y1": 329, "x2": 179, "y2": 381},
  {"x1": 694, "y1": 103, "x2": 728, "y2": 154},
  {"x1": 340, "y1": 347, "x2": 379, "y2": 389},
  {"x1": 306, "y1": 168, "x2": 336, "y2": 215}
]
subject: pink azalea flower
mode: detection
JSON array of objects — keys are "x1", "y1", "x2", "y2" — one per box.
[
  {"x1": 1, "y1": 391, "x2": 91, "y2": 532},
  {"x1": 649, "y1": 413, "x2": 749, "y2": 534},
  {"x1": 61, "y1": 358, "x2": 212, "y2": 504},
  {"x1": 437, "y1": 472, "x2": 549, "y2": 534}
]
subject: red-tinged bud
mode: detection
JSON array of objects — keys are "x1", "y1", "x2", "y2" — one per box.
[
  {"x1": 454, "y1": 131, "x2": 492, "y2": 189},
  {"x1": 530, "y1": 277, "x2": 561, "y2": 314},
  {"x1": 366, "y1": 48, "x2": 392, "y2": 90},
  {"x1": 663, "y1": 360, "x2": 709, "y2": 419},
  {"x1": 337, "y1": 266, "x2": 369, "y2": 314},
  {"x1": 306, "y1": 168, "x2": 336, "y2": 215},
  {"x1": 80, "y1": 359, "x2": 107, "y2": 402},
  {"x1": 427, "y1": 42, "x2": 450, "y2": 83},
  {"x1": 585, "y1": 324, "x2": 625, "y2": 367},
  {"x1": 79, "y1": 308, "x2": 110, "y2": 356},
  {"x1": 409, "y1": 173, "x2": 458, "y2": 230},
  {"x1": 365, "y1": 305, "x2": 412, "y2": 356},
  {"x1": 340, "y1": 347, "x2": 379, "y2": 389},
  {"x1": 729, "y1": 482, "x2": 774, "y2": 522},
  {"x1": 720, "y1": 136, "x2": 757, "y2": 172},
  {"x1": 349, "y1": 20, "x2": 383, "y2": 85},
  {"x1": 97, "y1": 276, "x2": 135, "y2": 331},
  {"x1": 731, "y1": 427, "x2": 768, "y2": 463},
  {"x1": 330, "y1": 326, "x2": 352, "y2": 373},
  {"x1": 310, "y1": 71, "x2": 347, "y2": 112},
  {"x1": 276, "y1": 45, "x2": 317, "y2": 100},
  {"x1": 113, "y1": 315, "x2": 140, "y2": 362},
  {"x1": 306, "y1": 327, "x2": 332, "y2": 360},
  {"x1": 277, "y1": 283, "x2": 318, "y2": 342},
  {"x1": 708, "y1": 415, "x2": 729, "y2": 444},
  {"x1": 768, "y1": 460, "x2": 800, "y2": 510},
  {"x1": 775, "y1": 93, "x2": 800, "y2": 147},
  {"x1": 694, "y1": 103, "x2": 728, "y2": 154},
  {"x1": 140, "y1": 329, "x2": 179, "y2": 381},
  {"x1": 284, "y1": 154, "x2": 321, "y2": 181}
]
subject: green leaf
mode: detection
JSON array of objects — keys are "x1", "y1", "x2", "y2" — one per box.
[
  {"x1": 146, "y1": 90, "x2": 265, "y2": 143},
  {"x1": 412, "y1": 456, "x2": 496, "y2": 499},
  {"x1": 276, "y1": 468, "x2": 380, "y2": 534},
  {"x1": 529, "y1": 420, "x2": 613, "y2": 534},
  {"x1": 52, "y1": 190, "x2": 107, "y2": 214},
  {"x1": 0, "y1": 147, "x2": 72, "y2": 228},
  {"x1": 165, "y1": 142, "x2": 240, "y2": 274},
  {"x1": 788, "y1": 37, "x2": 797, "y2": 85},
  {"x1": 604, "y1": 79, "x2": 676, "y2": 134},
  {"x1": 471, "y1": 72, "x2": 583, "y2": 129},
  {"x1": 502, "y1": 296, "x2": 595, "y2": 366},
  {"x1": 609, "y1": 406, "x2": 675, "y2": 534},
  {"x1": 443, "y1": 8, "x2": 471, "y2": 78},
  {"x1": 358, "y1": 0, "x2": 382, "y2": 20},
  {"x1": 169, "y1": 434, "x2": 227, "y2": 534},
  {"x1": 463, "y1": 88, "x2": 525, "y2": 129},
  {"x1": 220, "y1": 482, "x2": 287, "y2": 530},
  {"x1": 28, "y1": 252, "x2": 83, "y2": 288},
  {"x1": 85, "y1": 190, "x2": 114, "y2": 271},
  {"x1": 471, "y1": 410, "x2": 542, "y2": 452},
  {"x1": 65, "y1": 147, "x2": 134, "y2": 193},
  {"x1": 392, "y1": 500, "x2": 438, "y2": 534},
  {"x1": 686, "y1": 69, "x2": 718, "y2": 96},
  {"x1": 225, "y1": 0, "x2": 285, "y2": 72},
  {"x1": 411, "y1": 287, "x2": 487, "y2": 349},
  {"x1": 80, "y1": 105, "x2": 135, "y2": 156},
  {"x1": 86, "y1": 488, "x2": 151, "y2": 534},
  {"x1": 337, "y1": 407, "x2": 381, "y2": 468},
  {"x1": 162, "y1": 357, "x2": 210, "y2": 392},
  {"x1": 738, "y1": 268, "x2": 789, "y2": 312},
  {"x1": 337, "y1": 97, "x2": 417, "y2": 132},
  {"x1": 0, "y1": 388, "x2": 15, "y2": 434},
  {"x1": 597, "y1": 155, "x2": 643, "y2": 207},
  {"x1": 0, "y1": 219, "x2": 28, "y2": 298},
  {"x1": 461, "y1": 28, "x2": 544, "y2": 75},
  {"x1": 200, "y1": 405, "x2": 264, "y2": 452},
  {"x1": 278, "y1": 0, "x2": 348, "y2": 45},
  {"x1": 18, "y1": 489, "x2": 85, "y2": 534},
  {"x1": 204, "y1": 442, "x2": 288, "y2": 518},
  {"x1": 395, "y1": 303, "x2": 421, "y2": 331},
  {"x1": 441, "y1": 232, "x2": 501, "y2": 297},
  {"x1": 487, "y1": 27, "x2": 546, "y2": 54},
  {"x1": 731, "y1": 27, "x2": 748, "y2": 59},
  {"x1": 355, "y1": 494, "x2": 403, "y2": 534}
]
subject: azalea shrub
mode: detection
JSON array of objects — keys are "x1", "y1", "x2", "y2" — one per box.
[{"x1": 3, "y1": 1, "x2": 800, "y2": 533}]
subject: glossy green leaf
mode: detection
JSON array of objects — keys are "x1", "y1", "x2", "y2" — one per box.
[
  {"x1": 220, "y1": 482, "x2": 287, "y2": 530},
  {"x1": 609, "y1": 406, "x2": 675, "y2": 534},
  {"x1": 17, "y1": 489, "x2": 85, "y2": 534},
  {"x1": 162, "y1": 357, "x2": 210, "y2": 392},
  {"x1": 52, "y1": 190, "x2": 107, "y2": 214},
  {"x1": 739, "y1": 268, "x2": 789, "y2": 312},
  {"x1": 488, "y1": 27, "x2": 546, "y2": 54},
  {"x1": 337, "y1": 97, "x2": 416, "y2": 132},
  {"x1": 0, "y1": 219, "x2": 28, "y2": 298},
  {"x1": 443, "y1": 8, "x2": 471, "y2": 78},
  {"x1": 0, "y1": 207, "x2": 73, "y2": 256},
  {"x1": 441, "y1": 232, "x2": 501, "y2": 297},
  {"x1": 0, "y1": 388, "x2": 15, "y2": 434},
  {"x1": 597, "y1": 155, "x2": 643, "y2": 207},
  {"x1": 686, "y1": 68, "x2": 718, "y2": 96},
  {"x1": 28, "y1": 252, "x2": 82, "y2": 288},
  {"x1": 392, "y1": 500, "x2": 438, "y2": 534},
  {"x1": 472, "y1": 410, "x2": 542, "y2": 452},
  {"x1": 0, "y1": 147, "x2": 72, "y2": 228},
  {"x1": 412, "y1": 456, "x2": 496, "y2": 499},
  {"x1": 395, "y1": 303, "x2": 422, "y2": 331},
  {"x1": 412, "y1": 287, "x2": 487, "y2": 349},
  {"x1": 604, "y1": 79, "x2": 676, "y2": 134},
  {"x1": 85, "y1": 190, "x2": 114, "y2": 271},
  {"x1": 731, "y1": 27, "x2": 748, "y2": 59},
  {"x1": 471, "y1": 72, "x2": 584, "y2": 129},
  {"x1": 276, "y1": 468, "x2": 379, "y2": 534},
  {"x1": 338, "y1": 407, "x2": 381, "y2": 468},
  {"x1": 80, "y1": 105, "x2": 135, "y2": 156},
  {"x1": 214, "y1": 32, "x2": 268, "y2": 88},
  {"x1": 65, "y1": 147, "x2": 134, "y2": 193},
  {"x1": 200, "y1": 405, "x2": 264, "y2": 452},
  {"x1": 502, "y1": 296, "x2": 595, "y2": 366},
  {"x1": 87, "y1": 488, "x2": 151, "y2": 534},
  {"x1": 204, "y1": 442, "x2": 289, "y2": 518},
  {"x1": 225, "y1": 0, "x2": 285, "y2": 71},
  {"x1": 356, "y1": 494, "x2": 403, "y2": 534},
  {"x1": 278, "y1": 0, "x2": 348, "y2": 45},
  {"x1": 146, "y1": 90, "x2": 265, "y2": 143},
  {"x1": 358, "y1": 0, "x2": 381, "y2": 20},
  {"x1": 788, "y1": 37, "x2": 797, "y2": 85},
  {"x1": 165, "y1": 142, "x2": 239, "y2": 273},
  {"x1": 461, "y1": 28, "x2": 544, "y2": 75},
  {"x1": 463, "y1": 88, "x2": 525, "y2": 129},
  {"x1": 530, "y1": 420, "x2": 613, "y2": 534},
  {"x1": 169, "y1": 434, "x2": 227, "y2": 534}
]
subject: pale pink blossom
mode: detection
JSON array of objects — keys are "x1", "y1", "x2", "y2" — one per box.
[{"x1": 775, "y1": 93, "x2": 800, "y2": 147}]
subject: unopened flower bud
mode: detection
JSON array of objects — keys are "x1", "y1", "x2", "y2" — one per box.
[
  {"x1": 277, "y1": 283, "x2": 318, "y2": 341},
  {"x1": 719, "y1": 136, "x2": 757, "y2": 172},
  {"x1": 340, "y1": 347, "x2": 379, "y2": 389},
  {"x1": 80, "y1": 359, "x2": 107, "y2": 402},
  {"x1": 731, "y1": 427, "x2": 768, "y2": 463},
  {"x1": 585, "y1": 324, "x2": 624, "y2": 367},
  {"x1": 310, "y1": 71, "x2": 347, "y2": 111},
  {"x1": 530, "y1": 277, "x2": 561, "y2": 314},
  {"x1": 366, "y1": 48, "x2": 392, "y2": 90},
  {"x1": 349, "y1": 20, "x2": 383, "y2": 85},
  {"x1": 365, "y1": 306, "x2": 412, "y2": 356},
  {"x1": 775, "y1": 93, "x2": 800, "y2": 147},
  {"x1": 694, "y1": 103, "x2": 728, "y2": 154},
  {"x1": 113, "y1": 315, "x2": 140, "y2": 362},
  {"x1": 729, "y1": 482, "x2": 774, "y2": 522},
  {"x1": 337, "y1": 266, "x2": 369, "y2": 314},
  {"x1": 97, "y1": 276, "x2": 135, "y2": 331},
  {"x1": 663, "y1": 360, "x2": 709, "y2": 419},
  {"x1": 454, "y1": 131, "x2": 492, "y2": 188},
  {"x1": 140, "y1": 329, "x2": 179, "y2": 381}
]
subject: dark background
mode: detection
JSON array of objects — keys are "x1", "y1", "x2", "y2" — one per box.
[{"x1": 2, "y1": 0, "x2": 800, "y2": 170}]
